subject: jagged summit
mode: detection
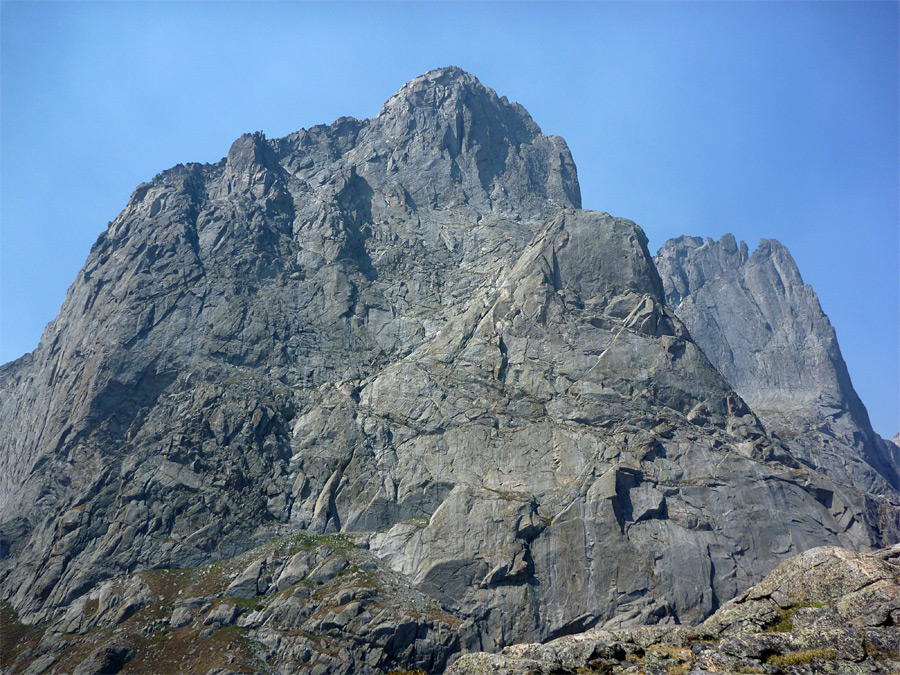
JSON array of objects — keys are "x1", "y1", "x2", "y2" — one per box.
[
  {"x1": 656, "y1": 234, "x2": 899, "y2": 492},
  {"x1": 380, "y1": 67, "x2": 502, "y2": 109},
  {"x1": 353, "y1": 65, "x2": 582, "y2": 219},
  {"x1": 125, "y1": 67, "x2": 581, "y2": 230},
  {"x1": 376, "y1": 66, "x2": 543, "y2": 141}
]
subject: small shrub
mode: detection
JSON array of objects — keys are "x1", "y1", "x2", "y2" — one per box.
[
  {"x1": 766, "y1": 607, "x2": 794, "y2": 632},
  {"x1": 0, "y1": 602, "x2": 41, "y2": 669},
  {"x1": 766, "y1": 601, "x2": 831, "y2": 633},
  {"x1": 663, "y1": 647, "x2": 693, "y2": 660}
]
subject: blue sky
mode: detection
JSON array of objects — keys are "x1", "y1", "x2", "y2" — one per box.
[{"x1": 1, "y1": 1, "x2": 897, "y2": 437}]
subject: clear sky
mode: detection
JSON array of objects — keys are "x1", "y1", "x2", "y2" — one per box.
[{"x1": 1, "y1": 1, "x2": 897, "y2": 437}]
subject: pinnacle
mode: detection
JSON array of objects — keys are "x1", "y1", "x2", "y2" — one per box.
[
  {"x1": 407, "y1": 65, "x2": 481, "y2": 89},
  {"x1": 377, "y1": 66, "x2": 492, "y2": 116}
]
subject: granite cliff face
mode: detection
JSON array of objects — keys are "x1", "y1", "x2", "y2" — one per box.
[
  {"x1": 449, "y1": 544, "x2": 900, "y2": 674},
  {"x1": 654, "y1": 235, "x2": 899, "y2": 494},
  {"x1": 1, "y1": 67, "x2": 897, "y2": 674}
]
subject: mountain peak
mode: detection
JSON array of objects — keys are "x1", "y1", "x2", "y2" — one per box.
[
  {"x1": 364, "y1": 67, "x2": 580, "y2": 216},
  {"x1": 655, "y1": 234, "x2": 898, "y2": 492},
  {"x1": 379, "y1": 66, "x2": 508, "y2": 114},
  {"x1": 375, "y1": 65, "x2": 542, "y2": 143},
  {"x1": 400, "y1": 65, "x2": 480, "y2": 90}
]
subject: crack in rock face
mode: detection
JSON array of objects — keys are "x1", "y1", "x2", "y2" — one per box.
[{"x1": 1, "y1": 66, "x2": 897, "y2": 674}]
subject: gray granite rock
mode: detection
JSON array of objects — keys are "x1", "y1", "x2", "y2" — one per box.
[
  {"x1": 448, "y1": 544, "x2": 900, "y2": 675},
  {"x1": 1, "y1": 67, "x2": 898, "y2": 673},
  {"x1": 203, "y1": 602, "x2": 239, "y2": 627},
  {"x1": 655, "y1": 234, "x2": 900, "y2": 495}
]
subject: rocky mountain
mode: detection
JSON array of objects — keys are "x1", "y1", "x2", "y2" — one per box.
[
  {"x1": 887, "y1": 434, "x2": 900, "y2": 472},
  {"x1": 654, "y1": 235, "x2": 899, "y2": 494},
  {"x1": 1, "y1": 67, "x2": 898, "y2": 674}
]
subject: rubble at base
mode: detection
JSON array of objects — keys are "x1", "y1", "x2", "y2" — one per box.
[{"x1": 448, "y1": 544, "x2": 900, "y2": 674}]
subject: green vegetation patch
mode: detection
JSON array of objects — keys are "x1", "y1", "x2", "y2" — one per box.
[
  {"x1": 767, "y1": 647, "x2": 838, "y2": 666},
  {"x1": 483, "y1": 486, "x2": 531, "y2": 502},
  {"x1": 0, "y1": 601, "x2": 42, "y2": 669},
  {"x1": 284, "y1": 532, "x2": 355, "y2": 555},
  {"x1": 124, "y1": 622, "x2": 259, "y2": 674},
  {"x1": 765, "y1": 601, "x2": 829, "y2": 632},
  {"x1": 665, "y1": 664, "x2": 690, "y2": 675},
  {"x1": 767, "y1": 607, "x2": 795, "y2": 632}
]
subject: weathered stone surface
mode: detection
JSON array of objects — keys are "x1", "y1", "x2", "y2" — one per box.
[
  {"x1": 886, "y1": 434, "x2": 900, "y2": 475},
  {"x1": 72, "y1": 642, "x2": 132, "y2": 675},
  {"x1": 655, "y1": 234, "x2": 900, "y2": 495},
  {"x1": 203, "y1": 602, "x2": 239, "y2": 627},
  {"x1": 448, "y1": 544, "x2": 900, "y2": 674},
  {"x1": 1, "y1": 534, "x2": 465, "y2": 674},
  {"x1": 168, "y1": 605, "x2": 193, "y2": 628},
  {"x1": 1, "y1": 67, "x2": 898, "y2": 673},
  {"x1": 224, "y1": 560, "x2": 263, "y2": 599}
]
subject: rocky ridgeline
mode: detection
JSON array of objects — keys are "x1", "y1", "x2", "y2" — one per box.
[
  {"x1": 448, "y1": 544, "x2": 900, "y2": 674},
  {"x1": 655, "y1": 235, "x2": 898, "y2": 494},
  {"x1": 1, "y1": 67, "x2": 898, "y2": 673}
]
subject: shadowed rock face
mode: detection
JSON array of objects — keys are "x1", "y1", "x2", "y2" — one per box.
[
  {"x1": 655, "y1": 235, "x2": 899, "y2": 493},
  {"x1": 1, "y1": 67, "x2": 897, "y2": 673},
  {"x1": 447, "y1": 544, "x2": 900, "y2": 674}
]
